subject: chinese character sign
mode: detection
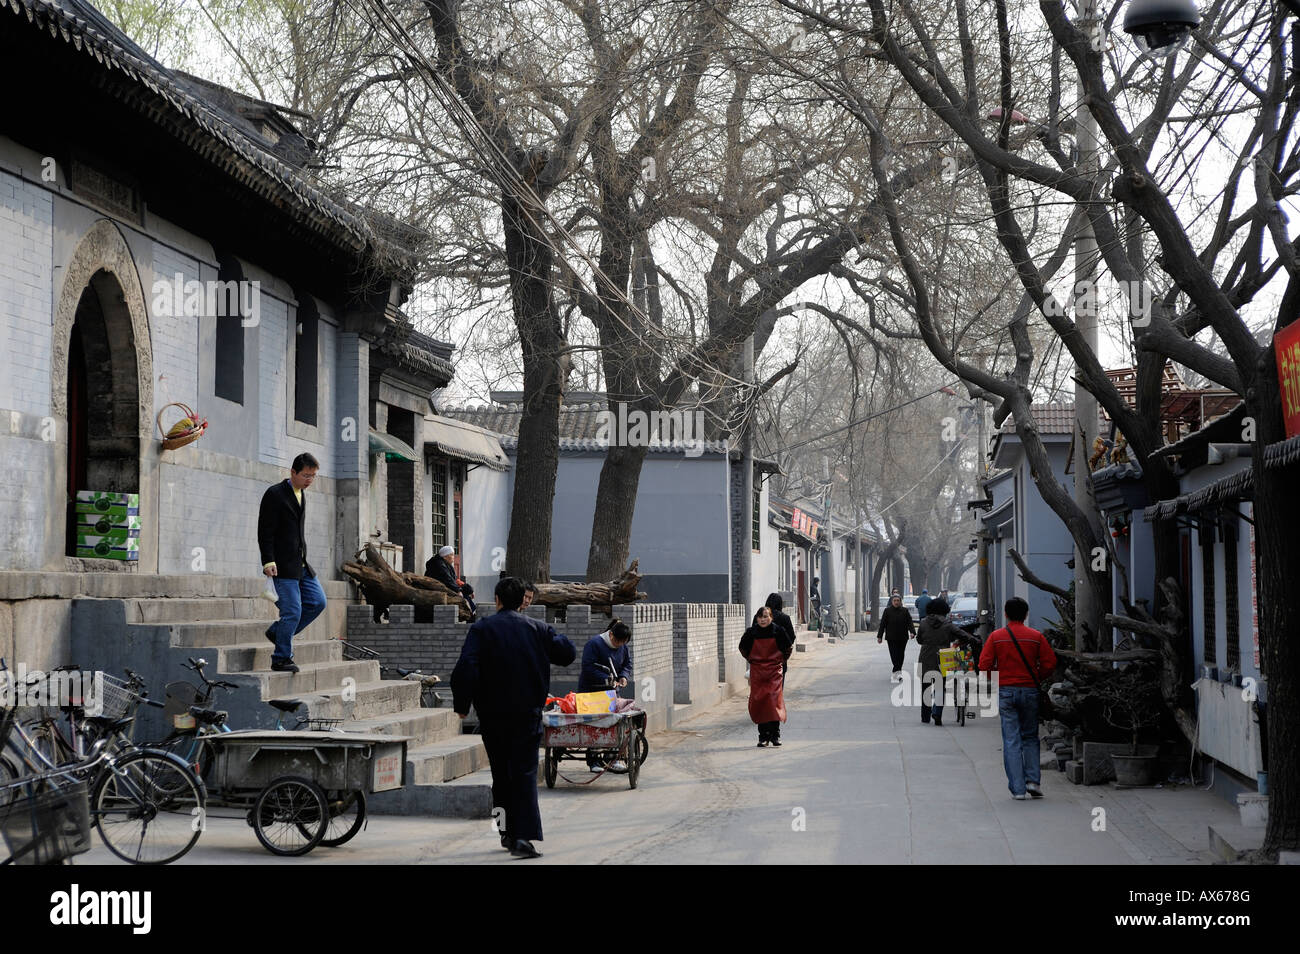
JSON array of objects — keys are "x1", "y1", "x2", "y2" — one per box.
[{"x1": 1277, "y1": 321, "x2": 1300, "y2": 439}]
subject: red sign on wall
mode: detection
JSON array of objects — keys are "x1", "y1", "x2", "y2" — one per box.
[{"x1": 1277, "y1": 321, "x2": 1300, "y2": 439}]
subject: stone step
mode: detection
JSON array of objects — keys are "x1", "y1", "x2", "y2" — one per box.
[
  {"x1": 125, "y1": 597, "x2": 280, "y2": 624},
  {"x1": 217, "y1": 639, "x2": 341, "y2": 673},
  {"x1": 293, "y1": 679, "x2": 422, "y2": 721},
  {"x1": 253, "y1": 659, "x2": 381, "y2": 697},
  {"x1": 340, "y1": 707, "x2": 463, "y2": 746},
  {"x1": 169, "y1": 619, "x2": 282, "y2": 648},
  {"x1": 405, "y1": 738, "x2": 490, "y2": 785},
  {"x1": 367, "y1": 768, "x2": 493, "y2": 818}
]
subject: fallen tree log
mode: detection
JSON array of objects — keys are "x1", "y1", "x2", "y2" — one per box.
[
  {"x1": 341, "y1": 544, "x2": 470, "y2": 622},
  {"x1": 528, "y1": 561, "x2": 647, "y2": 608}
]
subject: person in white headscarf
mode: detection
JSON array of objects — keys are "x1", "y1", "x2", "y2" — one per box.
[{"x1": 426, "y1": 545, "x2": 476, "y2": 613}]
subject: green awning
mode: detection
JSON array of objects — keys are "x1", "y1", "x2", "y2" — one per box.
[{"x1": 368, "y1": 428, "x2": 418, "y2": 462}]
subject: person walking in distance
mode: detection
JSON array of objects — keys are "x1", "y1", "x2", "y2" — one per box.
[
  {"x1": 740, "y1": 606, "x2": 793, "y2": 747},
  {"x1": 259, "y1": 453, "x2": 326, "y2": 674},
  {"x1": 451, "y1": 577, "x2": 576, "y2": 858},
  {"x1": 877, "y1": 593, "x2": 916, "y2": 682},
  {"x1": 914, "y1": 597, "x2": 966, "y2": 725},
  {"x1": 914, "y1": 588, "x2": 932, "y2": 619},
  {"x1": 979, "y1": 597, "x2": 1057, "y2": 800}
]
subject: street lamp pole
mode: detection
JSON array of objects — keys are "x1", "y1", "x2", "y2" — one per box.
[{"x1": 1072, "y1": 0, "x2": 1103, "y2": 650}]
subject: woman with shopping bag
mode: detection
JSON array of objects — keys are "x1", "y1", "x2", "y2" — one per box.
[{"x1": 740, "y1": 606, "x2": 793, "y2": 747}]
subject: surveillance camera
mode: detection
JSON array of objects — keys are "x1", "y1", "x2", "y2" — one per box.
[{"x1": 1123, "y1": 0, "x2": 1201, "y2": 59}]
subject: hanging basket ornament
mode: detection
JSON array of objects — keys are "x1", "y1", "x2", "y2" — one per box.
[{"x1": 156, "y1": 402, "x2": 208, "y2": 451}]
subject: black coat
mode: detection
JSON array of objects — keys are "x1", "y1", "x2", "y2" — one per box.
[
  {"x1": 257, "y1": 480, "x2": 313, "y2": 579},
  {"x1": 451, "y1": 610, "x2": 576, "y2": 719},
  {"x1": 769, "y1": 610, "x2": 796, "y2": 648},
  {"x1": 740, "y1": 623, "x2": 794, "y2": 660},
  {"x1": 877, "y1": 604, "x2": 916, "y2": 642},
  {"x1": 426, "y1": 555, "x2": 460, "y2": 591},
  {"x1": 915, "y1": 614, "x2": 967, "y2": 674}
]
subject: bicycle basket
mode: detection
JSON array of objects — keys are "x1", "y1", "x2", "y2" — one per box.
[
  {"x1": 164, "y1": 681, "x2": 203, "y2": 729},
  {"x1": 0, "y1": 781, "x2": 92, "y2": 865},
  {"x1": 93, "y1": 673, "x2": 140, "y2": 721}
]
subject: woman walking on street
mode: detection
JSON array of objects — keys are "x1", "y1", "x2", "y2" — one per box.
[
  {"x1": 740, "y1": 606, "x2": 793, "y2": 746},
  {"x1": 915, "y1": 598, "x2": 966, "y2": 725},
  {"x1": 877, "y1": 593, "x2": 916, "y2": 681}
]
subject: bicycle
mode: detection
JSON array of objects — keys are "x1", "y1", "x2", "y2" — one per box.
[
  {"x1": 345, "y1": 639, "x2": 447, "y2": 708},
  {"x1": 1, "y1": 661, "x2": 205, "y2": 865},
  {"x1": 820, "y1": 605, "x2": 849, "y2": 639}
]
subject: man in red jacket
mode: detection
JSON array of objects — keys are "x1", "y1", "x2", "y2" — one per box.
[{"x1": 979, "y1": 597, "x2": 1057, "y2": 800}]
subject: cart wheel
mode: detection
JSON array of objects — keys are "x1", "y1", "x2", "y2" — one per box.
[
  {"x1": 310, "y1": 790, "x2": 367, "y2": 847},
  {"x1": 544, "y1": 748, "x2": 559, "y2": 789},
  {"x1": 627, "y1": 744, "x2": 640, "y2": 789},
  {"x1": 252, "y1": 775, "x2": 328, "y2": 856},
  {"x1": 634, "y1": 731, "x2": 649, "y2": 767}
]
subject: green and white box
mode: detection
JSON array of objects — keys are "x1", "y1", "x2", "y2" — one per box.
[
  {"x1": 75, "y1": 491, "x2": 140, "y2": 512},
  {"x1": 75, "y1": 532, "x2": 140, "y2": 561},
  {"x1": 74, "y1": 512, "x2": 143, "y2": 534}
]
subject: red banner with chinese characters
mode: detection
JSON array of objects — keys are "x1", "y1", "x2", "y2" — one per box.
[{"x1": 1277, "y1": 320, "x2": 1300, "y2": 439}]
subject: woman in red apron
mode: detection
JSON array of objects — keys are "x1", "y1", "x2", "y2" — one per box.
[{"x1": 740, "y1": 606, "x2": 794, "y2": 746}]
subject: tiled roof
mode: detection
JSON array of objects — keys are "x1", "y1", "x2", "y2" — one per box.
[
  {"x1": 6, "y1": 0, "x2": 419, "y2": 271},
  {"x1": 441, "y1": 403, "x2": 730, "y2": 455},
  {"x1": 1144, "y1": 467, "x2": 1253, "y2": 522},
  {"x1": 1001, "y1": 402, "x2": 1109, "y2": 436}
]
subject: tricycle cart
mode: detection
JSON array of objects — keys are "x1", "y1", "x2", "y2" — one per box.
[
  {"x1": 542, "y1": 709, "x2": 648, "y2": 789},
  {"x1": 200, "y1": 730, "x2": 407, "y2": 856}
]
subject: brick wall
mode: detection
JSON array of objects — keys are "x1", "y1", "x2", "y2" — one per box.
[
  {"x1": 149, "y1": 244, "x2": 200, "y2": 416},
  {"x1": 718, "y1": 602, "x2": 747, "y2": 690},
  {"x1": 673, "y1": 603, "x2": 721, "y2": 704},
  {"x1": 0, "y1": 170, "x2": 53, "y2": 417}
]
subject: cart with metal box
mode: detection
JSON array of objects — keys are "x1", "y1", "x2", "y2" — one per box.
[
  {"x1": 542, "y1": 708, "x2": 648, "y2": 789},
  {"x1": 200, "y1": 730, "x2": 407, "y2": 856}
]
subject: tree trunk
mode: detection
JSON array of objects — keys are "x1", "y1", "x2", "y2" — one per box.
[
  {"x1": 502, "y1": 193, "x2": 566, "y2": 583},
  {"x1": 531, "y1": 561, "x2": 646, "y2": 608},
  {"x1": 1251, "y1": 368, "x2": 1300, "y2": 857}
]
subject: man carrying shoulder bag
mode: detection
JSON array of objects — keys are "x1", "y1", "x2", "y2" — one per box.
[{"x1": 979, "y1": 596, "x2": 1057, "y2": 800}]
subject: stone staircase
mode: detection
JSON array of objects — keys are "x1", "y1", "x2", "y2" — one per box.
[{"x1": 68, "y1": 583, "x2": 492, "y2": 817}]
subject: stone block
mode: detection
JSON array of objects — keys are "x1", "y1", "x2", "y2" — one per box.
[
  {"x1": 1065, "y1": 760, "x2": 1084, "y2": 784},
  {"x1": 1237, "y1": 793, "x2": 1268, "y2": 829}
]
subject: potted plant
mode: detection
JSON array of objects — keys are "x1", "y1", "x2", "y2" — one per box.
[{"x1": 1098, "y1": 666, "x2": 1164, "y2": 786}]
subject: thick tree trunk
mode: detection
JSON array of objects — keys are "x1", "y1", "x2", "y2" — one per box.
[
  {"x1": 531, "y1": 561, "x2": 646, "y2": 608},
  {"x1": 1251, "y1": 370, "x2": 1300, "y2": 857},
  {"x1": 502, "y1": 194, "x2": 566, "y2": 583}
]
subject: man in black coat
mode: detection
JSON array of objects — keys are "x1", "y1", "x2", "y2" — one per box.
[
  {"x1": 876, "y1": 593, "x2": 916, "y2": 681},
  {"x1": 765, "y1": 592, "x2": 796, "y2": 679},
  {"x1": 451, "y1": 576, "x2": 576, "y2": 859},
  {"x1": 258, "y1": 453, "x2": 325, "y2": 674}
]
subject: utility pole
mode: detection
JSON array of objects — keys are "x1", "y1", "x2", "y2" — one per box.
[
  {"x1": 738, "y1": 335, "x2": 754, "y2": 616},
  {"x1": 822, "y1": 456, "x2": 835, "y2": 631},
  {"x1": 975, "y1": 354, "x2": 992, "y2": 637},
  {"x1": 1072, "y1": 0, "x2": 1102, "y2": 650}
]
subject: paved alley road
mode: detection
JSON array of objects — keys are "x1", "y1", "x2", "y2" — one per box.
[{"x1": 82, "y1": 635, "x2": 1237, "y2": 865}]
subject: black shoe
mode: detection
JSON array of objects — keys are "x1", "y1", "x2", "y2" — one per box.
[
  {"x1": 770, "y1": 739, "x2": 782, "y2": 747},
  {"x1": 500, "y1": 833, "x2": 512, "y2": 849},
  {"x1": 510, "y1": 839, "x2": 542, "y2": 859},
  {"x1": 934, "y1": 717, "x2": 942, "y2": 726},
  {"x1": 757, "y1": 739, "x2": 768, "y2": 747},
  {"x1": 271, "y1": 659, "x2": 299, "y2": 674}
]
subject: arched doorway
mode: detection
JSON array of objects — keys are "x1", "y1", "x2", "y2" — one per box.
[
  {"x1": 52, "y1": 219, "x2": 152, "y2": 568},
  {"x1": 64, "y1": 271, "x2": 142, "y2": 557}
]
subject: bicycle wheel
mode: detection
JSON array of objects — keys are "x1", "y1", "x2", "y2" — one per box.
[
  {"x1": 544, "y1": 748, "x2": 559, "y2": 788},
  {"x1": 309, "y1": 790, "x2": 366, "y2": 847},
  {"x1": 150, "y1": 734, "x2": 214, "y2": 793},
  {"x1": 836, "y1": 614, "x2": 849, "y2": 639},
  {"x1": 91, "y1": 749, "x2": 205, "y2": 865},
  {"x1": 252, "y1": 776, "x2": 327, "y2": 856},
  {"x1": 0, "y1": 754, "x2": 19, "y2": 808}
]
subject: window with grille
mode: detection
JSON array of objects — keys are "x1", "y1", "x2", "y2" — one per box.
[
  {"x1": 430, "y1": 461, "x2": 447, "y2": 550},
  {"x1": 1201, "y1": 521, "x2": 1216, "y2": 666},
  {"x1": 214, "y1": 253, "x2": 244, "y2": 404},
  {"x1": 1224, "y1": 523, "x2": 1240, "y2": 671},
  {"x1": 294, "y1": 297, "x2": 319, "y2": 426}
]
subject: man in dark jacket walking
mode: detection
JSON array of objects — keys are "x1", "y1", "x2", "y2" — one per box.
[
  {"x1": 876, "y1": 593, "x2": 916, "y2": 681},
  {"x1": 451, "y1": 577, "x2": 576, "y2": 858},
  {"x1": 258, "y1": 453, "x2": 325, "y2": 674}
]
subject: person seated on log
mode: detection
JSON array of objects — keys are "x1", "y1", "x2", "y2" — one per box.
[
  {"x1": 578, "y1": 619, "x2": 633, "y2": 772},
  {"x1": 426, "y1": 545, "x2": 476, "y2": 615}
]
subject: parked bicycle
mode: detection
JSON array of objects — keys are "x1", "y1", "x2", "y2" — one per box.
[{"x1": 1, "y1": 659, "x2": 205, "y2": 865}]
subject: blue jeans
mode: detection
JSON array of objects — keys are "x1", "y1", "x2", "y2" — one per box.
[
  {"x1": 999, "y1": 686, "x2": 1040, "y2": 795},
  {"x1": 270, "y1": 574, "x2": 326, "y2": 663}
]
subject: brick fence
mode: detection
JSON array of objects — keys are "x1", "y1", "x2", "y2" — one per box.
[{"x1": 346, "y1": 601, "x2": 739, "y2": 734}]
